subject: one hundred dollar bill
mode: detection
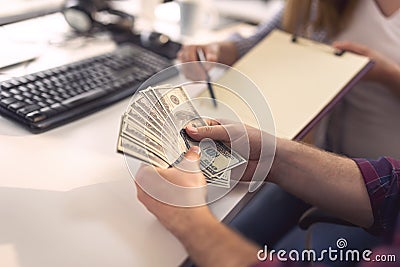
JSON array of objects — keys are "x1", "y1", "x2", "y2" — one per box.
[
  {"x1": 155, "y1": 86, "x2": 246, "y2": 176},
  {"x1": 117, "y1": 84, "x2": 246, "y2": 187}
]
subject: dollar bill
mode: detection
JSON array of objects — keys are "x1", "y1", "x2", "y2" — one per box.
[
  {"x1": 117, "y1": 84, "x2": 247, "y2": 188},
  {"x1": 155, "y1": 86, "x2": 246, "y2": 176},
  {"x1": 137, "y1": 89, "x2": 187, "y2": 153},
  {"x1": 117, "y1": 135, "x2": 169, "y2": 169},
  {"x1": 121, "y1": 121, "x2": 180, "y2": 163},
  {"x1": 131, "y1": 92, "x2": 176, "y2": 139},
  {"x1": 126, "y1": 103, "x2": 176, "y2": 145}
]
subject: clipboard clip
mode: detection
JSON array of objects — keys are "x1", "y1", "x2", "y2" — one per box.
[{"x1": 291, "y1": 34, "x2": 345, "y2": 57}]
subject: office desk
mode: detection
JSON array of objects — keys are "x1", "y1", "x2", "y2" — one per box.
[
  {"x1": 0, "y1": 12, "x2": 256, "y2": 267},
  {"x1": 0, "y1": 8, "x2": 365, "y2": 267}
]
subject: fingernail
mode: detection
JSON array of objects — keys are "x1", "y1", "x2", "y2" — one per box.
[
  {"x1": 190, "y1": 146, "x2": 201, "y2": 155},
  {"x1": 186, "y1": 125, "x2": 198, "y2": 133}
]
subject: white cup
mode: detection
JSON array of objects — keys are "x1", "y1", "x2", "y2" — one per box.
[
  {"x1": 177, "y1": 0, "x2": 204, "y2": 37},
  {"x1": 178, "y1": 0, "x2": 219, "y2": 37}
]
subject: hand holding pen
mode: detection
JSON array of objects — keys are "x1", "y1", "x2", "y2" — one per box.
[{"x1": 196, "y1": 48, "x2": 217, "y2": 107}]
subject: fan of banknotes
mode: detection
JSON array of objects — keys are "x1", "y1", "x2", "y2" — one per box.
[{"x1": 117, "y1": 84, "x2": 246, "y2": 188}]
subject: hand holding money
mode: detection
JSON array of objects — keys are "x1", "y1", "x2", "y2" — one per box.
[
  {"x1": 117, "y1": 84, "x2": 246, "y2": 188},
  {"x1": 185, "y1": 119, "x2": 276, "y2": 183}
]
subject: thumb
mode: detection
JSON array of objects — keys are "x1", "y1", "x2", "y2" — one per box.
[
  {"x1": 186, "y1": 125, "x2": 230, "y2": 142},
  {"x1": 174, "y1": 146, "x2": 201, "y2": 173},
  {"x1": 332, "y1": 41, "x2": 369, "y2": 56}
]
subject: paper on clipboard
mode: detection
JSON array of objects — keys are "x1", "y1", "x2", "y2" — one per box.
[
  {"x1": 233, "y1": 29, "x2": 373, "y2": 139},
  {"x1": 198, "y1": 29, "x2": 373, "y2": 140}
]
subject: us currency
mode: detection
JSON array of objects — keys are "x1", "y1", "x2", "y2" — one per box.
[
  {"x1": 154, "y1": 86, "x2": 246, "y2": 177},
  {"x1": 121, "y1": 120, "x2": 180, "y2": 162},
  {"x1": 126, "y1": 100, "x2": 176, "y2": 145},
  {"x1": 136, "y1": 89, "x2": 187, "y2": 154},
  {"x1": 208, "y1": 171, "x2": 231, "y2": 188},
  {"x1": 133, "y1": 91, "x2": 177, "y2": 140},
  {"x1": 117, "y1": 85, "x2": 246, "y2": 188},
  {"x1": 124, "y1": 93, "x2": 186, "y2": 156},
  {"x1": 141, "y1": 87, "x2": 183, "y2": 136},
  {"x1": 117, "y1": 135, "x2": 169, "y2": 169}
]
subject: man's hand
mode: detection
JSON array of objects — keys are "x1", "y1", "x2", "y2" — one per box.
[
  {"x1": 333, "y1": 41, "x2": 400, "y2": 93},
  {"x1": 135, "y1": 146, "x2": 215, "y2": 235},
  {"x1": 135, "y1": 146, "x2": 260, "y2": 267},
  {"x1": 185, "y1": 119, "x2": 276, "y2": 187}
]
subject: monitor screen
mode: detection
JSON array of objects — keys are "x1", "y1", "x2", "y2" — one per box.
[{"x1": 0, "y1": 0, "x2": 64, "y2": 25}]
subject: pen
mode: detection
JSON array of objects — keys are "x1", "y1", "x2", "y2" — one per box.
[{"x1": 196, "y1": 48, "x2": 217, "y2": 107}]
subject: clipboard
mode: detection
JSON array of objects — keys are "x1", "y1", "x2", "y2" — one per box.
[
  {"x1": 197, "y1": 29, "x2": 374, "y2": 140},
  {"x1": 231, "y1": 29, "x2": 374, "y2": 139}
]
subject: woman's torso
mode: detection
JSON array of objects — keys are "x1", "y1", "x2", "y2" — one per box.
[{"x1": 325, "y1": 0, "x2": 400, "y2": 158}]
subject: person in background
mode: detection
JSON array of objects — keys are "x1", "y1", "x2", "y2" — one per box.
[
  {"x1": 135, "y1": 122, "x2": 400, "y2": 267},
  {"x1": 177, "y1": 0, "x2": 400, "y2": 258},
  {"x1": 178, "y1": 0, "x2": 400, "y2": 158}
]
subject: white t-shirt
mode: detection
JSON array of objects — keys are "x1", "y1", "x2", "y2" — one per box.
[{"x1": 324, "y1": 0, "x2": 400, "y2": 158}]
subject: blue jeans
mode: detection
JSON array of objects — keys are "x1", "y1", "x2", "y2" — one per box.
[
  {"x1": 229, "y1": 183, "x2": 310, "y2": 247},
  {"x1": 229, "y1": 183, "x2": 380, "y2": 267}
]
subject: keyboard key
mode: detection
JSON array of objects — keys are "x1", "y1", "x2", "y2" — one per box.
[
  {"x1": 9, "y1": 80, "x2": 21, "y2": 87},
  {"x1": 1, "y1": 82, "x2": 13, "y2": 90},
  {"x1": 25, "y1": 74, "x2": 37, "y2": 82},
  {"x1": 15, "y1": 95, "x2": 24, "y2": 101},
  {"x1": 61, "y1": 89, "x2": 106, "y2": 107},
  {"x1": 0, "y1": 98, "x2": 17, "y2": 107},
  {"x1": 17, "y1": 77, "x2": 29, "y2": 84},
  {"x1": 0, "y1": 91, "x2": 11, "y2": 98},
  {"x1": 25, "y1": 111, "x2": 47, "y2": 122},
  {"x1": 25, "y1": 99, "x2": 34, "y2": 105},
  {"x1": 50, "y1": 103, "x2": 67, "y2": 112},
  {"x1": 39, "y1": 107, "x2": 57, "y2": 117},
  {"x1": 10, "y1": 88, "x2": 21, "y2": 95},
  {"x1": 22, "y1": 92, "x2": 33, "y2": 98},
  {"x1": 41, "y1": 93, "x2": 51, "y2": 98},
  {"x1": 54, "y1": 96, "x2": 64, "y2": 102},
  {"x1": 45, "y1": 99, "x2": 56, "y2": 105},
  {"x1": 33, "y1": 95, "x2": 43, "y2": 102},
  {"x1": 8, "y1": 101, "x2": 26, "y2": 111},
  {"x1": 37, "y1": 101, "x2": 48, "y2": 108},
  {"x1": 31, "y1": 89, "x2": 41, "y2": 95},
  {"x1": 48, "y1": 90, "x2": 58, "y2": 96},
  {"x1": 17, "y1": 104, "x2": 40, "y2": 115},
  {"x1": 18, "y1": 86, "x2": 29, "y2": 92}
]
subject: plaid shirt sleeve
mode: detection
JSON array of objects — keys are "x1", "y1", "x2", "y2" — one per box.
[{"x1": 353, "y1": 157, "x2": 400, "y2": 234}]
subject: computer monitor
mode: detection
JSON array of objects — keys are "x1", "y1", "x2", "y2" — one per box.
[{"x1": 0, "y1": 0, "x2": 64, "y2": 26}]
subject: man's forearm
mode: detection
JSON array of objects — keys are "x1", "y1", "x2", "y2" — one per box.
[{"x1": 268, "y1": 138, "x2": 374, "y2": 228}]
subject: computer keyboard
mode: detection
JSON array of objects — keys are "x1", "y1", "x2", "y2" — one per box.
[{"x1": 0, "y1": 44, "x2": 176, "y2": 133}]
